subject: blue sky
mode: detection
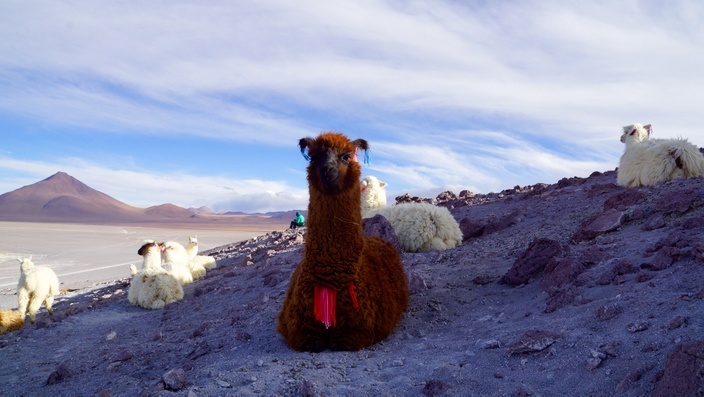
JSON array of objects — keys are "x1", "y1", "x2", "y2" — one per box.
[{"x1": 1, "y1": 1, "x2": 703, "y2": 213}]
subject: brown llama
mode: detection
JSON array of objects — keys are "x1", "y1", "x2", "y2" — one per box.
[{"x1": 277, "y1": 131, "x2": 409, "y2": 352}]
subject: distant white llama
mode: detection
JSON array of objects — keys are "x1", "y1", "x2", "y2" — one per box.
[
  {"x1": 360, "y1": 176, "x2": 463, "y2": 252},
  {"x1": 17, "y1": 257, "x2": 60, "y2": 324},
  {"x1": 361, "y1": 175, "x2": 388, "y2": 211},
  {"x1": 128, "y1": 242, "x2": 184, "y2": 310},
  {"x1": 186, "y1": 236, "x2": 198, "y2": 258},
  {"x1": 184, "y1": 235, "x2": 217, "y2": 269},
  {"x1": 617, "y1": 123, "x2": 704, "y2": 187},
  {"x1": 161, "y1": 241, "x2": 205, "y2": 283}
]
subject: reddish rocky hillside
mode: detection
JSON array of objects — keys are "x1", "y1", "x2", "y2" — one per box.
[{"x1": 0, "y1": 169, "x2": 703, "y2": 396}]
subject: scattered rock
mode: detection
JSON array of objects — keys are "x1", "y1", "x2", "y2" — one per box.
[
  {"x1": 667, "y1": 316, "x2": 688, "y2": 330},
  {"x1": 407, "y1": 271, "x2": 429, "y2": 293},
  {"x1": 603, "y1": 189, "x2": 645, "y2": 210},
  {"x1": 362, "y1": 214, "x2": 402, "y2": 252},
  {"x1": 508, "y1": 330, "x2": 560, "y2": 355},
  {"x1": 615, "y1": 365, "x2": 652, "y2": 393},
  {"x1": 544, "y1": 285, "x2": 580, "y2": 313},
  {"x1": 595, "y1": 304, "x2": 622, "y2": 321},
  {"x1": 472, "y1": 275, "x2": 496, "y2": 285},
  {"x1": 572, "y1": 209, "x2": 625, "y2": 243},
  {"x1": 586, "y1": 349, "x2": 607, "y2": 370},
  {"x1": 626, "y1": 321, "x2": 650, "y2": 333},
  {"x1": 163, "y1": 368, "x2": 189, "y2": 391},
  {"x1": 46, "y1": 362, "x2": 73, "y2": 385},
  {"x1": 653, "y1": 340, "x2": 704, "y2": 397},
  {"x1": 541, "y1": 258, "x2": 586, "y2": 292},
  {"x1": 500, "y1": 238, "x2": 562, "y2": 286},
  {"x1": 422, "y1": 380, "x2": 452, "y2": 397}
]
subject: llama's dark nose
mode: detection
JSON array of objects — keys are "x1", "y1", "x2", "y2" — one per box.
[{"x1": 320, "y1": 156, "x2": 339, "y2": 185}]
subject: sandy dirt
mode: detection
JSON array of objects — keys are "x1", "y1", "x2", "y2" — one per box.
[{"x1": 0, "y1": 170, "x2": 703, "y2": 396}]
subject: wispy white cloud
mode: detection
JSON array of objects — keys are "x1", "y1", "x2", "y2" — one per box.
[{"x1": 1, "y1": 1, "x2": 703, "y2": 212}]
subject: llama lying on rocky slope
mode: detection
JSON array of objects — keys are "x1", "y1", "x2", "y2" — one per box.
[
  {"x1": 186, "y1": 236, "x2": 217, "y2": 269},
  {"x1": 617, "y1": 123, "x2": 704, "y2": 187},
  {"x1": 361, "y1": 176, "x2": 463, "y2": 252},
  {"x1": 17, "y1": 257, "x2": 60, "y2": 324},
  {"x1": 278, "y1": 132, "x2": 409, "y2": 352},
  {"x1": 128, "y1": 242, "x2": 184, "y2": 310}
]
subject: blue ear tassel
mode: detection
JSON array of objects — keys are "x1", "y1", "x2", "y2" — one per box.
[
  {"x1": 301, "y1": 148, "x2": 311, "y2": 161},
  {"x1": 363, "y1": 149, "x2": 371, "y2": 165}
]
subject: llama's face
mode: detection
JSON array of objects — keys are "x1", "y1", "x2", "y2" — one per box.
[
  {"x1": 361, "y1": 176, "x2": 388, "y2": 207},
  {"x1": 189, "y1": 236, "x2": 198, "y2": 244},
  {"x1": 300, "y1": 132, "x2": 369, "y2": 194},
  {"x1": 137, "y1": 241, "x2": 160, "y2": 257},
  {"x1": 620, "y1": 123, "x2": 652, "y2": 144},
  {"x1": 18, "y1": 257, "x2": 34, "y2": 272}
]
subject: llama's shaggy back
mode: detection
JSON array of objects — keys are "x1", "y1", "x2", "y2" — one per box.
[
  {"x1": 278, "y1": 132, "x2": 409, "y2": 352},
  {"x1": 361, "y1": 176, "x2": 462, "y2": 252}
]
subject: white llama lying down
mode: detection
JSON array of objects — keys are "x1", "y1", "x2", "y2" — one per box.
[
  {"x1": 185, "y1": 236, "x2": 217, "y2": 270},
  {"x1": 360, "y1": 176, "x2": 463, "y2": 252},
  {"x1": 617, "y1": 123, "x2": 704, "y2": 187},
  {"x1": 161, "y1": 241, "x2": 205, "y2": 283},
  {"x1": 17, "y1": 257, "x2": 60, "y2": 324},
  {"x1": 128, "y1": 242, "x2": 184, "y2": 310}
]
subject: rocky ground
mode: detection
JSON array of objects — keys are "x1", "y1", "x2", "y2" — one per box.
[{"x1": 0, "y1": 169, "x2": 703, "y2": 396}]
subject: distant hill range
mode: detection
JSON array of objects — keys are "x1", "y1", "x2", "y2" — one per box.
[{"x1": 0, "y1": 172, "x2": 298, "y2": 227}]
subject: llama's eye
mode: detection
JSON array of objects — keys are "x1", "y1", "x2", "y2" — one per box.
[{"x1": 341, "y1": 154, "x2": 351, "y2": 162}]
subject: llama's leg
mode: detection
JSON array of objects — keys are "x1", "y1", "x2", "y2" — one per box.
[
  {"x1": 27, "y1": 297, "x2": 42, "y2": 324},
  {"x1": 44, "y1": 295, "x2": 55, "y2": 315},
  {"x1": 17, "y1": 288, "x2": 29, "y2": 318}
]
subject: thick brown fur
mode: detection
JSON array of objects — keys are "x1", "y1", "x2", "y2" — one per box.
[
  {"x1": 0, "y1": 309, "x2": 24, "y2": 335},
  {"x1": 277, "y1": 132, "x2": 409, "y2": 352}
]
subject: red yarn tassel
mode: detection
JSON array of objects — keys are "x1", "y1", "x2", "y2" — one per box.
[
  {"x1": 348, "y1": 283, "x2": 359, "y2": 310},
  {"x1": 314, "y1": 286, "x2": 336, "y2": 329},
  {"x1": 314, "y1": 284, "x2": 360, "y2": 329}
]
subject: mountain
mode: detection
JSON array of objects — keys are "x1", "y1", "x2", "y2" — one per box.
[
  {"x1": 0, "y1": 172, "x2": 144, "y2": 222},
  {"x1": 188, "y1": 206, "x2": 216, "y2": 215},
  {"x1": 144, "y1": 203, "x2": 197, "y2": 219},
  {"x1": 0, "y1": 172, "x2": 285, "y2": 226}
]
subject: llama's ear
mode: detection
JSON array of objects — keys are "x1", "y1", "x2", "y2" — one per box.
[
  {"x1": 380, "y1": 181, "x2": 388, "y2": 188},
  {"x1": 643, "y1": 124, "x2": 652, "y2": 135},
  {"x1": 299, "y1": 137, "x2": 314, "y2": 161},
  {"x1": 351, "y1": 139, "x2": 371, "y2": 165},
  {"x1": 351, "y1": 139, "x2": 369, "y2": 151}
]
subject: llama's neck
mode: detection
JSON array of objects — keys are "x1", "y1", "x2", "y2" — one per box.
[
  {"x1": 304, "y1": 185, "x2": 364, "y2": 289},
  {"x1": 142, "y1": 250, "x2": 162, "y2": 270},
  {"x1": 186, "y1": 242, "x2": 198, "y2": 258}
]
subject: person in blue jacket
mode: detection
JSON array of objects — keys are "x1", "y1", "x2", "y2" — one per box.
[{"x1": 290, "y1": 211, "x2": 305, "y2": 229}]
